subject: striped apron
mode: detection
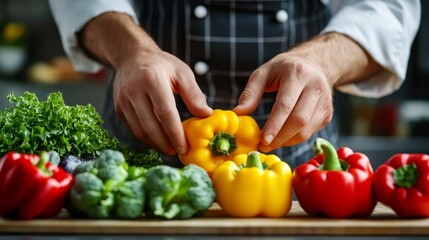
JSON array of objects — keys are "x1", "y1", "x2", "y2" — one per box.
[{"x1": 103, "y1": 0, "x2": 338, "y2": 169}]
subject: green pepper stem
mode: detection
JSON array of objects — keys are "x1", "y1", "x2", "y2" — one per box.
[
  {"x1": 394, "y1": 163, "x2": 418, "y2": 188},
  {"x1": 314, "y1": 138, "x2": 342, "y2": 171},
  {"x1": 217, "y1": 138, "x2": 231, "y2": 154},
  {"x1": 37, "y1": 152, "x2": 53, "y2": 177},
  {"x1": 244, "y1": 151, "x2": 264, "y2": 169},
  {"x1": 209, "y1": 132, "x2": 237, "y2": 156}
]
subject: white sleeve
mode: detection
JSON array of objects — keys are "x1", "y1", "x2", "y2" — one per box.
[
  {"x1": 321, "y1": 0, "x2": 421, "y2": 98},
  {"x1": 49, "y1": 0, "x2": 139, "y2": 73}
]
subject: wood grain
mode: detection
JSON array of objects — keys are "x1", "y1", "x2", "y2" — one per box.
[{"x1": 1, "y1": 201, "x2": 429, "y2": 236}]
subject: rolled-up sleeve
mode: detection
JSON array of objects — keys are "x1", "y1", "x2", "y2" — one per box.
[
  {"x1": 49, "y1": 0, "x2": 139, "y2": 73},
  {"x1": 321, "y1": 0, "x2": 421, "y2": 98}
]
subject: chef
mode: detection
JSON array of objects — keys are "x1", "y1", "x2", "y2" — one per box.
[{"x1": 49, "y1": 0, "x2": 420, "y2": 168}]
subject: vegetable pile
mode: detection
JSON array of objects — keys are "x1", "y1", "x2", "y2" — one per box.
[
  {"x1": 66, "y1": 149, "x2": 147, "y2": 219},
  {"x1": 180, "y1": 109, "x2": 294, "y2": 218},
  {"x1": 291, "y1": 138, "x2": 429, "y2": 219},
  {"x1": 0, "y1": 91, "x2": 163, "y2": 168},
  {"x1": 2, "y1": 101, "x2": 429, "y2": 222},
  {"x1": 66, "y1": 149, "x2": 215, "y2": 219},
  {"x1": 0, "y1": 149, "x2": 215, "y2": 220},
  {"x1": 179, "y1": 110, "x2": 429, "y2": 219}
]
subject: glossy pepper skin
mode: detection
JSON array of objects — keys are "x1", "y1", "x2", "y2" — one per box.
[
  {"x1": 0, "y1": 152, "x2": 73, "y2": 220},
  {"x1": 179, "y1": 109, "x2": 261, "y2": 175},
  {"x1": 212, "y1": 151, "x2": 292, "y2": 217},
  {"x1": 373, "y1": 154, "x2": 429, "y2": 218},
  {"x1": 292, "y1": 138, "x2": 376, "y2": 218}
]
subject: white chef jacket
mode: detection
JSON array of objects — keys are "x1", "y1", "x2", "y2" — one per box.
[{"x1": 49, "y1": 0, "x2": 421, "y2": 98}]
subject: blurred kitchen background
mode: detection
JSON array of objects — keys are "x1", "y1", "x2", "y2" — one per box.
[{"x1": 0, "y1": 0, "x2": 428, "y2": 168}]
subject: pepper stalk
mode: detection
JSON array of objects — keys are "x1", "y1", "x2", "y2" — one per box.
[
  {"x1": 313, "y1": 138, "x2": 349, "y2": 171},
  {"x1": 36, "y1": 152, "x2": 53, "y2": 177},
  {"x1": 394, "y1": 163, "x2": 418, "y2": 188},
  {"x1": 238, "y1": 151, "x2": 269, "y2": 170},
  {"x1": 209, "y1": 132, "x2": 237, "y2": 156}
]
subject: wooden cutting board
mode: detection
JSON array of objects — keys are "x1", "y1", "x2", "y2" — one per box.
[{"x1": 1, "y1": 201, "x2": 429, "y2": 236}]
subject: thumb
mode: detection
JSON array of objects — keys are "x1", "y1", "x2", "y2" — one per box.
[{"x1": 233, "y1": 69, "x2": 268, "y2": 115}]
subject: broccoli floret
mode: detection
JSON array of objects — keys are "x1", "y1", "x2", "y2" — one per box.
[
  {"x1": 114, "y1": 178, "x2": 145, "y2": 219},
  {"x1": 145, "y1": 164, "x2": 215, "y2": 219},
  {"x1": 66, "y1": 149, "x2": 146, "y2": 219},
  {"x1": 95, "y1": 149, "x2": 126, "y2": 167},
  {"x1": 95, "y1": 149, "x2": 128, "y2": 183},
  {"x1": 73, "y1": 160, "x2": 95, "y2": 175},
  {"x1": 180, "y1": 164, "x2": 217, "y2": 218},
  {"x1": 67, "y1": 172, "x2": 113, "y2": 218},
  {"x1": 72, "y1": 151, "x2": 128, "y2": 186}
]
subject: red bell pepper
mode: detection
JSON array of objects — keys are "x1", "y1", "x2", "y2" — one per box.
[
  {"x1": 292, "y1": 138, "x2": 376, "y2": 218},
  {"x1": 0, "y1": 151, "x2": 73, "y2": 220},
  {"x1": 373, "y1": 153, "x2": 429, "y2": 218}
]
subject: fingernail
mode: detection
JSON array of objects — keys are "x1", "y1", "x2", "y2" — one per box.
[
  {"x1": 260, "y1": 144, "x2": 273, "y2": 153},
  {"x1": 167, "y1": 148, "x2": 177, "y2": 156},
  {"x1": 263, "y1": 134, "x2": 274, "y2": 145},
  {"x1": 176, "y1": 146, "x2": 187, "y2": 155}
]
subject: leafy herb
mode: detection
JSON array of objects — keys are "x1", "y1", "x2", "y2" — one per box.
[
  {"x1": 125, "y1": 149, "x2": 163, "y2": 168},
  {"x1": 0, "y1": 91, "x2": 118, "y2": 157}
]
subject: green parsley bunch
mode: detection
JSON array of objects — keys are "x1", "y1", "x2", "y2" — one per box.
[{"x1": 0, "y1": 91, "x2": 118, "y2": 157}]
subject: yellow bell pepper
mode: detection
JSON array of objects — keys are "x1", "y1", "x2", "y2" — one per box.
[
  {"x1": 212, "y1": 151, "x2": 293, "y2": 218},
  {"x1": 179, "y1": 109, "x2": 260, "y2": 174}
]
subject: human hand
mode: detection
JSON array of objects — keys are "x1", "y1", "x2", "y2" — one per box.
[
  {"x1": 234, "y1": 33, "x2": 382, "y2": 152},
  {"x1": 233, "y1": 53, "x2": 334, "y2": 152},
  {"x1": 113, "y1": 48, "x2": 212, "y2": 155}
]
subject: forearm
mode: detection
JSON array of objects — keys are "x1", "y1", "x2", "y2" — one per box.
[
  {"x1": 78, "y1": 12, "x2": 160, "y2": 69},
  {"x1": 288, "y1": 32, "x2": 382, "y2": 88}
]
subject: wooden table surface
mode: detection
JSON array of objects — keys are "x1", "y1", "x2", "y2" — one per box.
[{"x1": 1, "y1": 201, "x2": 429, "y2": 236}]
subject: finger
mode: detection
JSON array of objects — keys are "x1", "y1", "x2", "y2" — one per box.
[
  {"x1": 260, "y1": 76, "x2": 303, "y2": 146},
  {"x1": 116, "y1": 97, "x2": 162, "y2": 152},
  {"x1": 145, "y1": 81, "x2": 189, "y2": 155},
  {"x1": 176, "y1": 69, "x2": 213, "y2": 118},
  {"x1": 260, "y1": 88, "x2": 333, "y2": 151},
  {"x1": 233, "y1": 68, "x2": 269, "y2": 115},
  {"x1": 268, "y1": 83, "x2": 322, "y2": 149},
  {"x1": 282, "y1": 96, "x2": 333, "y2": 146},
  {"x1": 133, "y1": 94, "x2": 175, "y2": 155},
  {"x1": 113, "y1": 84, "x2": 160, "y2": 151}
]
